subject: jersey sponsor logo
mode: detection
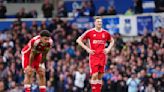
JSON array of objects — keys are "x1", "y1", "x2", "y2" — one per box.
[{"x1": 93, "y1": 40, "x2": 105, "y2": 44}]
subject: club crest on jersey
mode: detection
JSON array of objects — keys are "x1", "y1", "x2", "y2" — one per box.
[
  {"x1": 93, "y1": 34, "x2": 96, "y2": 37},
  {"x1": 102, "y1": 34, "x2": 105, "y2": 38}
]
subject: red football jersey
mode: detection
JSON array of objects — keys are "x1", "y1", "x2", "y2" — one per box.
[
  {"x1": 22, "y1": 35, "x2": 53, "y2": 54},
  {"x1": 82, "y1": 28, "x2": 111, "y2": 54}
]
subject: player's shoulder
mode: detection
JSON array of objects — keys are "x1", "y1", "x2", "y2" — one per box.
[
  {"x1": 86, "y1": 28, "x2": 94, "y2": 32},
  {"x1": 84, "y1": 28, "x2": 95, "y2": 34},
  {"x1": 102, "y1": 29, "x2": 111, "y2": 34},
  {"x1": 30, "y1": 35, "x2": 40, "y2": 45},
  {"x1": 88, "y1": 28, "x2": 95, "y2": 31},
  {"x1": 102, "y1": 29, "x2": 109, "y2": 33},
  {"x1": 31, "y1": 35, "x2": 40, "y2": 41}
]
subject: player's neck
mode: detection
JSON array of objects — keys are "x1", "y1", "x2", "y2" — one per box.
[{"x1": 95, "y1": 27, "x2": 102, "y2": 32}]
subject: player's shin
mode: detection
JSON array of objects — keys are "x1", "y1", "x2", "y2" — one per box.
[
  {"x1": 24, "y1": 73, "x2": 32, "y2": 92},
  {"x1": 90, "y1": 73, "x2": 99, "y2": 92},
  {"x1": 90, "y1": 79, "x2": 97, "y2": 92},
  {"x1": 39, "y1": 80, "x2": 46, "y2": 92},
  {"x1": 38, "y1": 74, "x2": 46, "y2": 92},
  {"x1": 39, "y1": 78, "x2": 46, "y2": 92},
  {"x1": 96, "y1": 73, "x2": 104, "y2": 92}
]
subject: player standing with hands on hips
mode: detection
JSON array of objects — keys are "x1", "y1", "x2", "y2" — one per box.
[
  {"x1": 21, "y1": 30, "x2": 53, "y2": 92},
  {"x1": 76, "y1": 16, "x2": 114, "y2": 92}
]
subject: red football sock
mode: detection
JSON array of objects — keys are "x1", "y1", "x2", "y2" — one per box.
[
  {"x1": 96, "y1": 84, "x2": 102, "y2": 92},
  {"x1": 91, "y1": 84, "x2": 97, "y2": 92},
  {"x1": 39, "y1": 86, "x2": 46, "y2": 92},
  {"x1": 90, "y1": 80, "x2": 97, "y2": 92},
  {"x1": 96, "y1": 80, "x2": 102, "y2": 92},
  {"x1": 24, "y1": 84, "x2": 31, "y2": 92}
]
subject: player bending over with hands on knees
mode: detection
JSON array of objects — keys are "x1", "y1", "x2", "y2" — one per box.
[
  {"x1": 76, "y1": 16, "x2": 114, "y2": 92},
  {"x1": 21, "y1": 30, "x2": 53, "y2": 92}
]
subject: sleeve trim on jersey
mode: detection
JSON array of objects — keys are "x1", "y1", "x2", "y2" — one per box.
[
  {"x1": 21, "y1": 42, "x2": 32, "y2": 54},
  {"x1": 33, "y1": 35, "x2": 40, "y2": 39},
  {"x1": 33, "y1": 39, "x2": 40, "y2": 47},
  {"x1": 103, "y1": 29, "x2": 110, "y2": 33},
  {"x1": 103, "y1": 29, "x2": 112, "y2": 40},
  {"x1": 81, "y1": 29, "x2": 93, "y2": 39},
  {"x1": 21, "y1": 36, "x2": 40, "y2": 54}
]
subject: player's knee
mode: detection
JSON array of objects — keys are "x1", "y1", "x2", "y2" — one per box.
[
  {"x1": 91, "y1": 73, "x2": 98, "y2": 80},
  {"x1": 25, "y1": 71, "x2": 33, "y2": 77},
  {"x1": 39, "y1": 74, "x2": 44, "y2": 79},
  {"x1": 37, "y1": 67, "x2": 45, "y2": 76},
  {"x1": 38, "y1": 72, "x2": 45, "y2": 78}
]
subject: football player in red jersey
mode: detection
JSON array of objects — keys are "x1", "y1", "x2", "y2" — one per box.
[
  {"x1": 21, "y1": 30, "x2": 53, "y2": 92},
  {"x1": 76, "y1": 16, "x2": 114, "y2": 92}
]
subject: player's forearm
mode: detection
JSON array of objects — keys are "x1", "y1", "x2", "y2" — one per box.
[
  {"x1": 29, "y1": 52, "x2": 35, "y2": 66},
  {"x1": 76, "y1": 37, "x2": 90, "y2": 51},
  {"x1": 41, "y1": 48, "x2": 49, "y2": 63},
  {"x1": 107, "y1": 38, "x2": 114, "y2": 50},
  {"x1": 41, "y1": 53, "x2": 47, "y2": 63}
]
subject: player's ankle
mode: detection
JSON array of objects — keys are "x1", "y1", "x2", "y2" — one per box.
[
  {"x1": 39, "y1": 86, "x2": 46, "y2": 92},
  {"x1": 96, "y1": 80, "x2": 102, "y2": 92},
  {"x1": 96, "y1": 80, "x2": 102, "y2": 84},
  {"x1": 24, "y1": 84, "x2": 31, "y2": 92}
]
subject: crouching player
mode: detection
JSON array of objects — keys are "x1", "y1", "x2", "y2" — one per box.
[{"x1": 21, "y1": 30, "x2": 53, "y2": 92}]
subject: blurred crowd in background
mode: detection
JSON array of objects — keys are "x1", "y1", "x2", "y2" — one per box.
[
  {"x1": 0, "y1": 0, "x2": 164, "y2": 92},
  {"x1": 0, "y1": 0, "x2": 164, "y2": 18},
  {"x1": 0, "y1": 17, "x2": 163, "y2": 92}
]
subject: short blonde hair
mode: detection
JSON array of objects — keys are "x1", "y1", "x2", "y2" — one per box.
[{"x1": 94, "y1": 16, "x2": 102, "y2": 21}]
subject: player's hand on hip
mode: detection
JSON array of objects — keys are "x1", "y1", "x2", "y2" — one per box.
[
  {"x1": 86, "y1": 48, "x2": 95, "y2": 55},
  {"x1": 104, "y1": 48, "x2": 110, "y2": 54}
]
